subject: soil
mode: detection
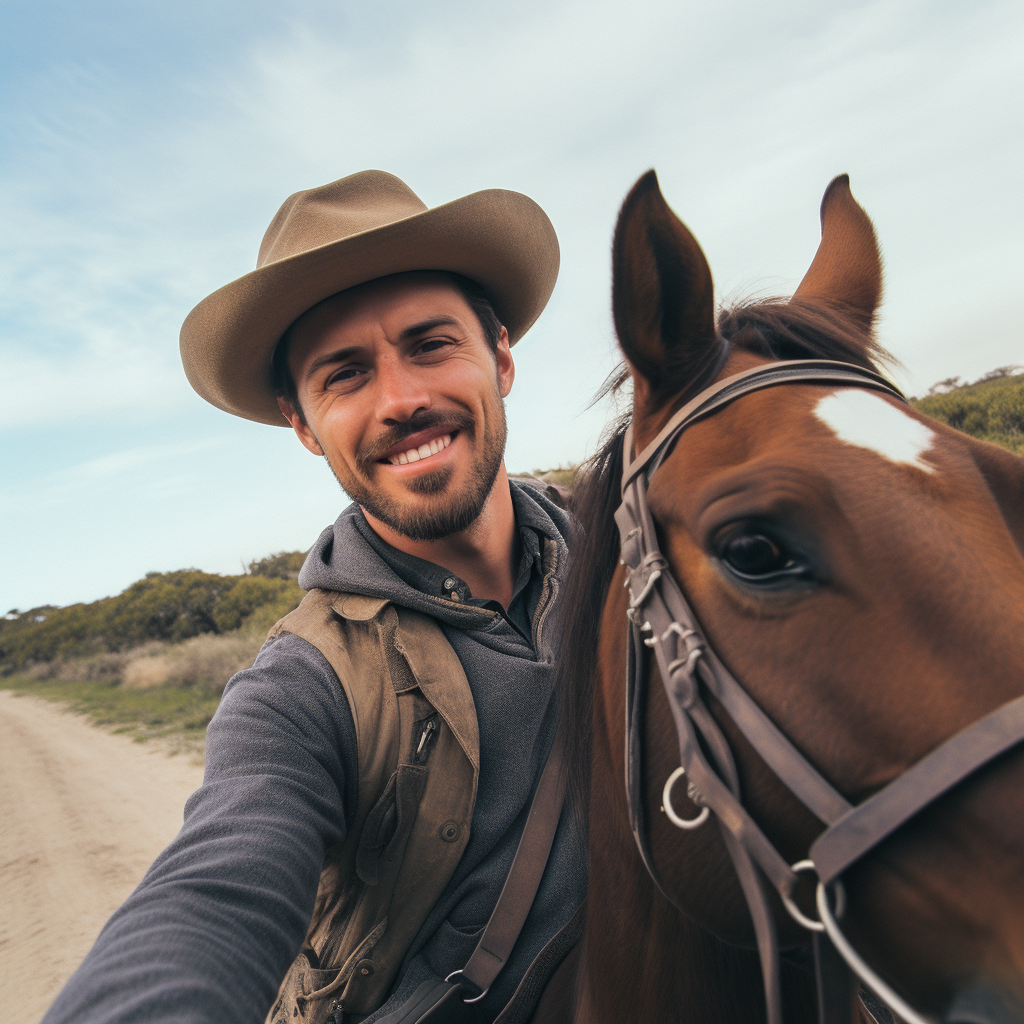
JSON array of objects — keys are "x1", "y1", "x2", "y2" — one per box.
[{"x1": 0, "y1": 690, "x2": 205, "y2": 1021}]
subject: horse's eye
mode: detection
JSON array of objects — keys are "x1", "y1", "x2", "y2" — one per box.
[{"x1": 720, "y1": 533, "x2": 792, "y2": 577}]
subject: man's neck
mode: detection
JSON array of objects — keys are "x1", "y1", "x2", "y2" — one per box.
[{"x1": 361, "y1": 465, "x2": 518, "y2": 609}]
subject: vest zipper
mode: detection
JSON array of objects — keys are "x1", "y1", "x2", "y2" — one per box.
[{"x1": 413, "y1": 714, "x2": 439, "y2": 765}]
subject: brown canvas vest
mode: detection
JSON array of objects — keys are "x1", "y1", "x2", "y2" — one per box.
[{"x1": 264, "y1": 588, "x2": 480, "y2": 1024}]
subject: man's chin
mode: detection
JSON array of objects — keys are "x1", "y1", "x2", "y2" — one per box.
[
  {"x1": 358, "y1": 467, "x2": 497, "y2": 542},
  {"x1": 406, "y1": 465, "x2": 454, "y2": 496}
]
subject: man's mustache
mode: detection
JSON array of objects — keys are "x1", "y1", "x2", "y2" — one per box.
[{"x1": 357, "y1": 410, "x2": 476, "y2": 471}]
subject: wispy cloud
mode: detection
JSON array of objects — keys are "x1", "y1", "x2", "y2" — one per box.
[{"x1": 1, "y1": 0, "x2": 1021, "y2": 607}]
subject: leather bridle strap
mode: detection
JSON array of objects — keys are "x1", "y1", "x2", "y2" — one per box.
[
  {"x1": 615, "y1": 357, "x2": 1024, "y2": 1024},
  {"x1": 811, "y1": 694, "x2": 1024, "y2": 885},
  {"x1": 622, "y1": 359, "x2": 904, "y2": 490}
]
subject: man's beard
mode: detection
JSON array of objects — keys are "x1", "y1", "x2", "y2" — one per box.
[{"x1": 323, "y1": 401, "x2": 507, "y2": 542}]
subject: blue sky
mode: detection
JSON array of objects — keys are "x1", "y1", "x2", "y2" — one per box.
[{"x1": 2, "y1": 0, "x2": 1022, "y2": 611}]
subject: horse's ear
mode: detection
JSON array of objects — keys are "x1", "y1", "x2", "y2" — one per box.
[
  {"x1": 792, "y1": 175, "x2": 882, "y2": 327},
  {"x1": 612, "y1": 170, "x2": 718, "y2": 404}
]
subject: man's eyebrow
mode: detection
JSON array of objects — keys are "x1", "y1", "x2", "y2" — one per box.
[
  {"x1": 304, "y1": 317, "x2": 462, "y2": 378},
  {"x1": 306, "y1": 347, "x2": 361, "y2": 378},
  {"x1": 399, "y1": 316, "x2": 461, "y2": 341}
]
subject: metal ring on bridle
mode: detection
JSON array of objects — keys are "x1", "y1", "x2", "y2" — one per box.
[
  {"x1": 781, "y1": 860, "x2": 824, "y2": 932},
  {"x1": 662, "y1": 767, "x2": 710, "y2": 829}
]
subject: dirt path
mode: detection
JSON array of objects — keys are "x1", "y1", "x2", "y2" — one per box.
[{"x1": 0, "y1": 690, "x2": 206, "y2": 1021}]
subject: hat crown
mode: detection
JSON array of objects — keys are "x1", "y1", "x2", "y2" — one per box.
[{"x1": 257, "y1": 170, "x2": 429, "y2": 268}]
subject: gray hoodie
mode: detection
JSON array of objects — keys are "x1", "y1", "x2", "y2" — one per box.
[{"x1": 42, "y1": 482, "x2": 587, "y2": 1024}]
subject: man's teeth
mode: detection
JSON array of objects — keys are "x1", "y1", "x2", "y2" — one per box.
[{"x1": 389, "y1": 434, "x2": 452, "y2": 466}]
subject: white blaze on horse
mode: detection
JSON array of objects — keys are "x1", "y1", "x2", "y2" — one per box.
[{"x1": 542, "y1": 173, "x2": 1024, "y2": 1024}]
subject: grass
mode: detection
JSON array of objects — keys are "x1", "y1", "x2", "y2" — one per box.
[{"x1": 1, "y1": 673, "x2": 222, "y2": 753}]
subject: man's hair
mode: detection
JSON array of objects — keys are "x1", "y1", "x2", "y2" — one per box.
[{"x1": 271, "y1": 272, "x2": 503, "y2": 420}]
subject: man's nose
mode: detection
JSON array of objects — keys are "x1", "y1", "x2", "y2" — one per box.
[{"x1": 374, "y1": 357, "x2": 431, "y2": 424}]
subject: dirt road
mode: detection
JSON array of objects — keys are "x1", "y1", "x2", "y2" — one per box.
[{"x1": 0, "y1": 690, "x2": 205, "y2": 1021}]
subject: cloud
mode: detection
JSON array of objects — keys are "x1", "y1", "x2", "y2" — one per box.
[{"x1": 1, "y1": 0, "x2": 1022, "y2": 607}]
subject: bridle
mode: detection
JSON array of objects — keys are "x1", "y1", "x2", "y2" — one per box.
[{"x1": 614, "y1": 358, "x2": 1024, "y2": 1024}]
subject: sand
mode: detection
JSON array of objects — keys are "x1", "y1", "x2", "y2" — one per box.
[{"x1": 0, "y1": 690, "x2": 205, "y2": 1021}]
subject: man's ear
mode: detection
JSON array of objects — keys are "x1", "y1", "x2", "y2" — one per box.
[
  {"x1": 277, "y1": 396, "x2": 324, "y2": 456},
  {"x1": 495, "y1": 327, "x2": 515, "y2": 398}
]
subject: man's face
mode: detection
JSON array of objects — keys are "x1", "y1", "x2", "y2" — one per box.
[{"x1": 279, "y1": 273, "x2": 514, "y2": 541}]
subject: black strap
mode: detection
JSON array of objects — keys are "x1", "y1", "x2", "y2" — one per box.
[{"x1": 372, "y1": 979, "x2": 477, "y2": 1024}]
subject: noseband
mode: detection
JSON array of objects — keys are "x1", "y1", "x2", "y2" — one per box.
[{"x1": 614, "y1": 358, "x2": 1024, "y2": 1024}]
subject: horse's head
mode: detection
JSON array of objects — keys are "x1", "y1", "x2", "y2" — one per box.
[{"x1": 608, "y1": 171, "x2": 1024, "y2": 1019}]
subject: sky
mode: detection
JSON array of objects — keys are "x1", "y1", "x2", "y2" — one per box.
[{"x1": 2, "y1": 0, "x2": 1022, "y2": 612}]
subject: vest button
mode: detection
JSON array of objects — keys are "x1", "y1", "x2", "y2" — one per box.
[
  {"x1": 439, "y1": 820, "x2": 461, "y2": 843},
  {"x1": 356, "y1": 960, "x2": 374, "y2": 977}
]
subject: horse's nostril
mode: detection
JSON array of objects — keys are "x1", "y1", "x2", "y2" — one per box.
[{"x1": 943, "y1": 984, "x2": 1024, "y2": 1024}]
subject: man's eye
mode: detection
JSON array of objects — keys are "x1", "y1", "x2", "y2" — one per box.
[
  {"x1": 416, "y1": 338, "x2": 450, "y2": 355},
  {"x1": 328, "y1": 367, "x2": 363, "y2": 385}
]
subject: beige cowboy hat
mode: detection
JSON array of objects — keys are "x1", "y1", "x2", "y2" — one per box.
[{"x1": 179, "y1": 170, "x2": 560, "y2": 425}]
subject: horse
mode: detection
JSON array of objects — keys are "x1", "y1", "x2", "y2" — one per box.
[{"x1": 540, "y1": 172, "x2": 1024, "y2": 1024}]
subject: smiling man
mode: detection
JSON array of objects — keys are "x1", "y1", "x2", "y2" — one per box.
[
  {"x1": 279, "y1": 272, "x2": 520, "y2": 606},
  {"x1": 42, "y1": 172, "x2": 586, "y2": 1024}
]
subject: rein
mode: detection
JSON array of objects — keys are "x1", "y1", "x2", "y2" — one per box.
[{"x1": 613, "y1": 358, "x2": 1024, "y2": 1024}]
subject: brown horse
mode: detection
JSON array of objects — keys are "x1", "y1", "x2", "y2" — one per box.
[{"x1": 544, "y1": 173, "x2": 1024, "y2": 1024}]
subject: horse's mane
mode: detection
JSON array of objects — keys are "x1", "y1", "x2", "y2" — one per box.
[{"x1": 559, "y1": 298, "x2": 895, "y2": 817}]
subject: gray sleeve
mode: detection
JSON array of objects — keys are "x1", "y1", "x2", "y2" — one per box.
[{"x1": 42, "y1": 632, "x2": 358, "y2": 1024}]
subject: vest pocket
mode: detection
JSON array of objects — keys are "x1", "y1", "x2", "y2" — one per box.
[
  {"x1": 355, "y1": 764, "x2": 428, "y2": 885},
  {"x1": 267, "y1": 950, "x2": 341, "y2": 1024}
]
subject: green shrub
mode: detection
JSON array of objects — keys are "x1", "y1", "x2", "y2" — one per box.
[
  {"x1": 248, "y1": 550, "x2": 306, "y2": 580},
  {"x1": 0, "y1": 566, "x2": 305, "y2": 673},
  {"x1": 212, "y1": 576, "x2": 299, "y2": 633},
  {"x1": 912, "y1": 371, "x2": 1023, "y2": 454}
]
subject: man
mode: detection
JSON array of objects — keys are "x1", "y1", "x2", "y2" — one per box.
[{"x1": 42, "y1": 171, "x2": 586, "y2": 1024}]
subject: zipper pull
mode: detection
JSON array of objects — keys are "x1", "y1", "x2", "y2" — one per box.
[{"x1": 414, "y1": 715, "x2": 438, "y2": 763}]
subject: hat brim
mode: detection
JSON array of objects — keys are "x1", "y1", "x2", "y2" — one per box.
[{"x1": 180, "y1": 188, "x2": 559, "y2": 425}]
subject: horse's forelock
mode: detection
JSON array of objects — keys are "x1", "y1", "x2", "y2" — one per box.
[{"x1": 717, "y1": 296, "x2": 897, "y2": 375}]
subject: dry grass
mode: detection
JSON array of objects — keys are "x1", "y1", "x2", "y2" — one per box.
[
  {"x1": 121, "y1": 632, "x2": 266, "y2": 690},
  {"x1": 0, "y1": 674, "x2": 223, "y2": 755},
  {"x1": 4, "y1": 608, "x2": 287, "y2": 753}
]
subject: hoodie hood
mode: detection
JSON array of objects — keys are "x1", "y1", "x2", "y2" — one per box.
[{"x1": 298, "y1": 480, "x2": 573, "y2": 633}]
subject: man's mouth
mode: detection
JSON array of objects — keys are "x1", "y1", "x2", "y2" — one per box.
[
  {"x1": 358, "y1": 411, "x2": 474, "y2": 475},
  {"x1": 386, "y1": 433, "x2": 453, "y2": 466}
]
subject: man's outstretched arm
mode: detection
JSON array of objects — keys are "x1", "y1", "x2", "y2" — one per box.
[{"x1": 42, "y1": 633, "x2": 357, "y2": 1024}]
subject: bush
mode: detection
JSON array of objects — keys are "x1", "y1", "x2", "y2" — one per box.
[
  {"x1": 0, "y1": 566, "x2": 305, "y2": 673},
  {"x1": 122, "y1": 631, "x2": 268, "y2": 693},
  {"x1": 248, "y1": 551, "x2": 306, "y2": 580},
  {"x1": 212, "y1": 576, "x2": 301, "y2": 633},
  {"x1": 912, "y1": 371, "x2": 1023, "y2": 454}
]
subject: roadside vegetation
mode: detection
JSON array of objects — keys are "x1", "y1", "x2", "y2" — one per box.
[
  {"x1": 3, "y1": 372, "x2": 1019, "y2": 751},
  {"x1": 910, "y1": 366, "x2": 1023, "y2": 454},
  {"x1": 0, "y1": 552, "x2": 305, "y2": 750}
]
